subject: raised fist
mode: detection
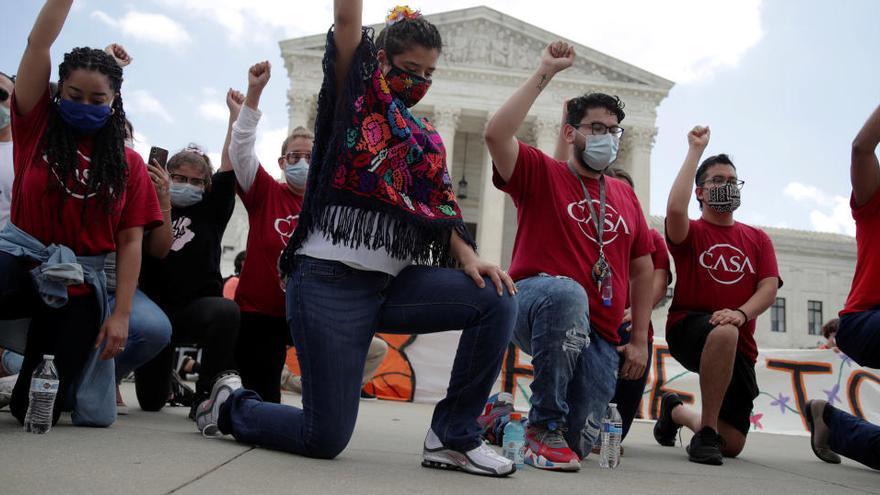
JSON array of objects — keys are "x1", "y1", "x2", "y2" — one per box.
[
  {"x1": 248, "y1": 61, "x2": 271, "y2": 90},
  {"x1": 226, "y1": 88, "x2": 245, "y2": 113},
  {"x1": 540, "y1": 41, "x2": 575, "y2": 74},
  {"x1": 688, "y1": 125, "x2": 711, "y2": 149},
  {"x1": 104, "y1": 43, "x2": 132, "y2": 68}
]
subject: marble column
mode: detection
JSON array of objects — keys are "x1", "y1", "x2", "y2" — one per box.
[
  {"x1": 534, "y1": 117, "x2": 561, "y2": 158},
  {"x1": 287, "y1": 89, "x2": 313, "y2": 133},
  {"x1": 478, "y1": 115, "x2": 506, "y2": 265},
  {"x1": 624, "y1": 126, "x2": 657, "y2": 213},
  {"x1": 433, "y1": 106, "x2": 461, "y2": 181}
]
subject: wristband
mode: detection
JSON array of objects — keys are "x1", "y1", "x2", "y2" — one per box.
[{"x1": 734, "y1": 308, "x2": 749, "y2": 326}]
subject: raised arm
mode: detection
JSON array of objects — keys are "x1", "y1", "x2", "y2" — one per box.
[
  {"x1": 552, "y1": 99, "x2": 570, "y2": 162},
  {"x1": 333, "y1": 0, "x2": 364, "y2": 98},
  {"x1": 485, "y1": 41, "x2": 574, "y2": 182},
  {"x1": 666, "y1": 126, "x2": 709, "y2": 245},
  {"x1": 221, "y1": 89, "x2": 244, "y2": 173},
  {"x1": 229, "y1": 63, "x2": 270, "y2": 194},
  {"x1": 851, "y1": 105, "x2": 880, "y2": 207},
  {"x1": 15, "y1": 0, "x2": 74, "y2": 116}
]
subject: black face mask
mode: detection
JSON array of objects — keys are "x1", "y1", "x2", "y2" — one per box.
[
  {"x1": 705, "y1": 183, "x2": 741, "y2": 213},
  {"x1": 384, "y1": 65, "x2": 432, "y2": 108}
]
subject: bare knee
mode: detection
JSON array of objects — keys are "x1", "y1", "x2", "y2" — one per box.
[
  {"x1": 707, "y1": 324, "x2": 738, "y2": 348},
  {"x1": 719, "y1": 424, "x2": 746, "y2": 457}
]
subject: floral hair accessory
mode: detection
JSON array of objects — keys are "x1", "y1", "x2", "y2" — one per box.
[{"x1": 386, "y1": 5, "x2": 421, "y2": 25}]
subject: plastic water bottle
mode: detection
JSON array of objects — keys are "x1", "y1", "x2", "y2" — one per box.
[
  {"x1": 599, "y1": 403, "x2": 622, "y2": 469},
  {"x1": 24, "y1": 355, "x2": 59, "y2": 434},
  {"x1": 502, "y1": 412, "x2": 525, "y2": 467}
]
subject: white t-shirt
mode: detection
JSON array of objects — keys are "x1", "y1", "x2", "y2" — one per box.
[{"x1": 0, "y1": 140, "x2": 13, "y2": 228}]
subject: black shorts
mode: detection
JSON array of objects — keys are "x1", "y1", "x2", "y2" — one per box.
[{"x1": 666, "y1": 312, "x2": 759, "y2": 436}]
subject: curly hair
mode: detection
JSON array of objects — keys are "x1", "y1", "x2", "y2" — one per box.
[
  {"x1": 44, "y1": 47, "x2": 128, "y2": 216},
  {"x1": 567, "y1": 93, "x2": 626, "y2": 126},
  {"x1": 375, "y1": 15, "x2": 442, "y2": 64}
]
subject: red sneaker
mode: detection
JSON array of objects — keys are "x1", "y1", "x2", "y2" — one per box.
[{"x1": 524, "y1": 424, "x2": 581, "y2": 471}]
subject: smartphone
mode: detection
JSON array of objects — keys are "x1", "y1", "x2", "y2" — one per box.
[{"x1": 148, "y1": 146, "x2": 169, "y2": 169}]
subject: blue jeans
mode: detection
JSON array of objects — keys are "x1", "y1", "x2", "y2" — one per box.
[
  {"x1": 838, "y1": 309, "x2": 880, "y2": 368},
  {"x1": 222, "y1": 256, "x2": 517, "y2": 459},
  {"x1": 512, "y1": 275, "x2": 619, "y2": 458},
  {"x1": 1, "y1": 349, "x2": 23, "y2": 375},
  {"x1": 111, "y1": 289, "x2": 172, "y2": 382},
  {"x1": 828, "y1": 406, "x2": 880, "y2": 470}
]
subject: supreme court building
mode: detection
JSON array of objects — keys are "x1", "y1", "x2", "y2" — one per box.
[{"x1": 220, "y1": 6, "x2": 857, "y2": 351}]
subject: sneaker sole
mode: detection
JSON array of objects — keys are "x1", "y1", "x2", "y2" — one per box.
[
  {"x1": 422, "y1": 450, "x2": 515, "y2": 477},
  {"x1": 523, "y1": 448, "x2": 581, "y2": 472},
  {"x1": 197, "y1": 374, "x2": 240, "y2": 436},
  {"x1": 686, "y1": 446, "x2": 723, "y2": 466},
  {"x1": 654, "y1": 394, "x2": 681, "y2": 447},
  {"x1": 804, "y1": 401, "x2": 841, "y2": 464}
]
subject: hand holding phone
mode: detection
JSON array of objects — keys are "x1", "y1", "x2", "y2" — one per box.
[{"x1": 148, "y1": 146, "x2": 169, "y2": 169}]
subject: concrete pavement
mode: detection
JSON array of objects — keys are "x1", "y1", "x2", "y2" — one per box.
[{"x1": 0, "y1": 383, "x2": 876, "y2": 495}]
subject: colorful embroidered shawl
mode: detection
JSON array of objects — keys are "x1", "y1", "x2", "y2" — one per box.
[{"x1": 281, "y1": 28, "x2": 475, "y2": 274}]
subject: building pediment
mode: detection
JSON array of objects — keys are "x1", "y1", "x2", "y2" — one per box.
[{"x1": 280, "y1": 5, "x2": 673, "y2": 91}]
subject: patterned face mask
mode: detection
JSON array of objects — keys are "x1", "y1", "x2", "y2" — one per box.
[
  {"x1": 705, "y1": 182, "x2": 741, "y2": 213},
  {"x1": 385, "y1": 65, "x2": 432, "y2": 108}
]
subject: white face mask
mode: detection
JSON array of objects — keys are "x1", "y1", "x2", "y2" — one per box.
[
  {"x1": 285, "y1": 158, "x2": 309, "y2": 189},
  {"x1": 0, "y1": 104, "x2": 10, "y2": 130},
  {"x1": 576, "y1": 130, "x2": 619, "y2": 173}
]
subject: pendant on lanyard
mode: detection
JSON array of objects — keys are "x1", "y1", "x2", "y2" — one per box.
[{"x1": 569, "y1": 162, "x2": 613, "y2": 307}]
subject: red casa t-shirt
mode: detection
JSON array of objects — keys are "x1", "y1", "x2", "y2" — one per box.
[
  {"x1": 10, "y1": 87, "x2": 162, "y2": 256},
  {"x1": 666, "y1": 218, "x2": 781, "y2": 362},
  {"x1": 842, "y1": 187, "x2": 880, "y2": 315},
  {"x1": 625, "y1": 229, "x2": 672, "y2": 340},
  {"x1": 235, "y1": 166, "x2": 303, "y2": 318},
  {"x1": 493, "y1": 141, "x2": 653, "y2": 345}
]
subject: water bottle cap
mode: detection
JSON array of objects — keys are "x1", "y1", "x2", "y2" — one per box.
[
  {"x1": 609, "y1": 402, "x2": 618, "y2": 408},
  {"x1": 43, "y1": 355, "x2": 55, "y2": 360},
  {"x1": 510, "y1": 412, "x2": 522, "y2": 421}
]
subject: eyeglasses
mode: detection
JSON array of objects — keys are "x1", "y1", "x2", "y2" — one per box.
[
  {"x1": 282, "y1": 151, "x2": 311, "y2": 163},
  {"x1": 701, "y1": 176, "x2": 745, "y2": 189},
  {"x1": 0, "y1": 88, "x2": 8, "y2": 103},
  {"x1": 169, "y1": 173, "x2": 206, "y2": 188},
  {"x1": 571, "y1": 122, "x2": 624, "y2": 137}
]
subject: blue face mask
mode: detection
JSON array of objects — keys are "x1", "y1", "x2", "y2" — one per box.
[
  {"x1": 0, "y1": 105, "x2": 10, "y2": 130},
  {"x1": 285, "y1": 158, "x2": 309, "y2": 189},
  {"x1": 169, "y1": 183, "x2": 203, "y2": 208},
  {"x1": 56, "y1": 98, "x2": 112, "y2": 133},
  {"x1": 577, "y1": 131, "x2": 619, "y2": 173}
]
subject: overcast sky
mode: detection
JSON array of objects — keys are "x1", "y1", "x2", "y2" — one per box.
[{"x1": 3, "y1": 0, "x2": 879, "y2": 236}]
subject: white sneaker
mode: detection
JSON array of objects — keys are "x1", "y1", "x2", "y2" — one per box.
[
  {"x1": 422, "y1": 428, "x2": 515, "y2": 477},
  {"x1": 195, "y1": 372, "x2": 242, "y2": 437},
  {"x1": 0, "y1": 374, "x2": 17, "y2": 409}
]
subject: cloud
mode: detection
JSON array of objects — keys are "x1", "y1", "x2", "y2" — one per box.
[
  {"x1": 199, "y1": 102, "x2": 228, "y2": 122},
  {"x1": 131, "y1": 130, "x2": 152, "y2": 162},
  {"x1": 91, "y1": 9, "x2": 192, "y2": 46},
  {"x1": 784, "y1": 181, "x2": 854, "y2": 236},
  {"x1": 126, "y1": 89, "x2": 174, "y2": 124},
  {"x1": 159, "y1": 0, "x2": 762, "y2": 83},
  {"x1": 256, "y1": 126, "x2": 290, "y2": 179}
]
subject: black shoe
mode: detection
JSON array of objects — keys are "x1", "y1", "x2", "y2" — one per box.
[
  {"x1": 654, "y1": 392, "x2": 683, "y2": 447},
  {"x1": 168, "y1": 371, "x2": 195, "y2": 408},
  {"x1": 687, "y1": 427, "x2": 724, "y2": 465}
]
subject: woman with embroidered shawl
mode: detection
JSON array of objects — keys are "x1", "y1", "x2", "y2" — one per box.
[{"x1": 194, "y1": 2, "x2": 518, "y2": 477}]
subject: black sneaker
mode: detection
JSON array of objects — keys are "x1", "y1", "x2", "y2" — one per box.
[
  {"x1": 168, "y1": 371, "x2": 195, "y2": 408},
  {"x1": 687, "y1": 427, "x2": 724, "y2": 465},
  {"x1": 653, "y1": 392, "x2": 683, "y2": 447}
]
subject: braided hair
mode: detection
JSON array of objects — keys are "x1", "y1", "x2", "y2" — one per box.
[{"x1": 43, "y1": 47, "x2": 128, "y2": 215}]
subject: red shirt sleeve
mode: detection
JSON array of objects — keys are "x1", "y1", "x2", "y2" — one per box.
[
  {"x1": 117, "y1": 149, "x2": 163, "y2": 232},
  {"x1": 757, "y1": 229, "x2": 782, "y2": 287},
  {"x1": 651, "y1": 229, "x2": 671, "y2": 272},
  {"x1": 10, "y1": 86, "x2": 51, "y2": 177},
  {"x1": 492, "y1": 140, "x2": 552, "y2": 206},
  {"x1": 238, "y1": 165, "x2": 275, "y2": 211},
  {"x1": 625, "y1": 188, "x2": 653, "y2": 260},
  {"x1": 852, "y1": 186, "x2": 880, "y2": 221}
]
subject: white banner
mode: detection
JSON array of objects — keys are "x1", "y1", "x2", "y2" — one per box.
[{"x1": 363, "y1": 334, "x2": 880, "y2": 436}]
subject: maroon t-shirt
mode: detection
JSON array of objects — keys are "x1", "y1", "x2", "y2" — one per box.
[
  {"x1": 666, "y1": 219, "x2": 781, "y2": 362},
  {"x1": 494, "y1": 141, "x2": 653, "y2": 344},
  {"x1": 235, "y1": 166, "x2": 303, "y2": 318},
  {"x1": 842, "y1": 187, "x2": 880, "y2": 315}
]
